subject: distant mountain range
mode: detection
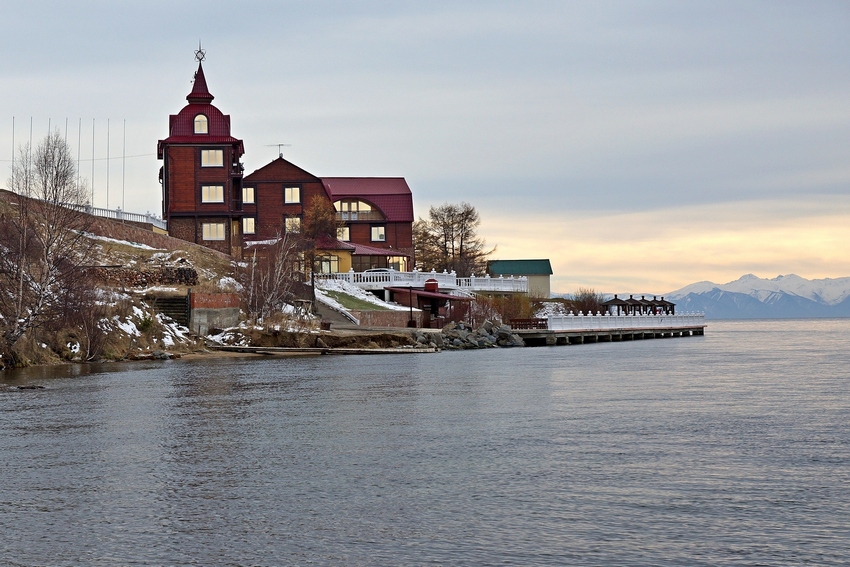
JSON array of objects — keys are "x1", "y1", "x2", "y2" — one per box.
[{"x1": 666, "y1": 274, "x2": 850, "y2": 319}]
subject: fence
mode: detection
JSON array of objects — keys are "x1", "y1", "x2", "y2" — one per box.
[
  {"x1": 546, "y1": 312, "x2": 705, "y2": 331},
  {"x1": 64, "y1": 203, "x2": 167, "y2": 231},
  {"x1": 316, "y1": 269, "x2": 528, "y2": 293}
]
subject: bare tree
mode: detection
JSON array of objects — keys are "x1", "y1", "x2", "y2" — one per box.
[
  {"x1": 239, "y1": 232, "x2": 303, "y2": 324},
  {"x1": 413, "y1": 202, "x2": 492, "y2": 276},
  {"x1": 301, "y1": 195, "x2": 344, "y2": 311},
  {"x1": 569, "y1": 287, "x2": 606, "y2": 315},
  {"x1": 0, "y1": 130, "x2": 94, "y2": 367}
]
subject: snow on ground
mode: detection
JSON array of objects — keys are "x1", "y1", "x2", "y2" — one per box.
[
  {"x1": 535, "y1": 302, "x2": 571, "y2": 318},
  {"x1": 80, "y1": 232, "x2": 161, "y2": 250},
  {"x1": 206, "y1": 327, "x2": 251, "y2": 346},
  {"x1": 245, "y1": 238, "x2": 280, "y2": 247},
  {"x1": 218, "y1": 276, "x2": 243, "y2": 291},
  {"x1": 114, "y1": 315, "x2": 140, "y2": 337},
  {"x1": 316, "y1": 278, "x2": 414, "y2": 312},
  {"x1": 156, "y1": 313, "x2": 190, "y2": 347},
  {"x1": 132, "y1": 286, "x2": 180, "y2": 294}
]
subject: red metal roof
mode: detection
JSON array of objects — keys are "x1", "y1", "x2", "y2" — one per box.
[
  {"x1": 350, "y1": 242, "x2": 411, "y2": 257},
  {"x1": 385, "y1": 287, "x2": 472, "y2": 301},
  {"x1": 321, "y1": 177, "x2": 414, "y2": 223},
  {"x1": 187, "y1": 63, "x2": 214, "y2": 104},
  {"x1": 157, "y1": 62, "x2": 244, "y2": 158},
  {"x1": 315, "y1": 236, "x2": 356, "y2": 251}
]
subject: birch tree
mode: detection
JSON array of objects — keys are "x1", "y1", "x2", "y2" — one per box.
[{"x1": 0, "y1": 131, "x2": 93, "y2": 366}]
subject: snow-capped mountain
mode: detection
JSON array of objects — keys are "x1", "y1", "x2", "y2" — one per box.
[{"x1": 667, "y1": 274, "x2": 850, "y2": 319}]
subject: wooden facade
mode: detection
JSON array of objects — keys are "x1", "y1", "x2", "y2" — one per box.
[
  {"x1": 157, "y1": 62, "x2": 245, "y2": 256},
  {"x1": 159, "y1": 60, "x2": 414, "y2": 266}
]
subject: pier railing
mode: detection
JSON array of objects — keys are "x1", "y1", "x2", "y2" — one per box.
[
  {"x1": 546, "y1": 312, "x2": 705, "y2": 331},
  {"x1": 317, "y1": 270, "x2": 527, "y2": 293}
]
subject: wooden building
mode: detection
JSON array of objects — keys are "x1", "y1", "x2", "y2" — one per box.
[
  {"x1": 242, "y1": 159, "x2": 414, "y2": 272},
  {"x1": 488, "y1": 259, "x2": 553, "y2": 298},
  {"x1": 157, "y1": 61, "x2": 245, "y2": 256},
  {"x1": 159, "y1": 57, "x2": 414, "y2": 269}
]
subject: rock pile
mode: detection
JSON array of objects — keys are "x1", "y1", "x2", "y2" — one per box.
[
  {"x1": 87, "y1": 266, "x2": 199, "y2": 287},
  {"x1": 411, "y1": 320, "x2": 525, "y2": 350}
]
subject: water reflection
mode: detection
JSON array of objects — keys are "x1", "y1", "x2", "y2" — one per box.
[{"x1": 1, "y1": 321, "x2": 850, "y2": 565}]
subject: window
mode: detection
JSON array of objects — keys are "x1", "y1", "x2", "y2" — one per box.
[
  {"x1": 201, "y1": 149, "x2": 223, "y2": 167},
  {"x1": 284, "y1": 186, "x2": 300, "y2": 204},
  {"x1": 201, "y1": 185, "x2": 224, "y2": 203},
  {"x1": 317, "y1": 255, "x2": 340, "y2": 274},
  {"x1": 285, "y1": 216, "x2": 301, "y2": 233},
  {"x1": 371, "y1": 225, "x2": 386, "y2": 242},
  {"x1": 194, "y1": 114, "x2": 208, "y2": 134},
  {"x1": 202, "y1": 222, "x2": 226, "y2": 241},
  {"x1": 243, "y1": 217, "x2": 256, "y2": 234},
  {"x1": 335, "y1": 199, "x2": 382, "y2": 221},
  {"x1": 337, "y1": 226, "x2": 350, "y2": 241},
  {"x1": 242, "y1": 186, "x2": 255, "y2": 204},
  {"x1": 388, "y1": 256, "x2": 406, "y2": 271}
]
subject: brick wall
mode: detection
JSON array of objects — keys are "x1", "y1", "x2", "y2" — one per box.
[
  {"x1": 350, "y1": 310, "x2": 422, "y2": 328},
  {"x1": 189, "y1": 292, "x2": 240, "y2": 309}
]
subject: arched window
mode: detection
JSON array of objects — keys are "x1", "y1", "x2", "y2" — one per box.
[
  {"x1": 334, "y1": 199, "x2": 384, "y2": 221},
  {"x1": 194, "y1": 114, "x2": 208, "y2": 134}
]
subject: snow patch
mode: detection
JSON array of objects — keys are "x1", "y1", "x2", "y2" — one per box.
[
  {"x1": 114, "y1": 315, "x2": 140, "y2": 336},
  {"x1": 80, "y1": 232, "x2": 160, "y2": 250},
  {"x1": 316, "y1": 278, "x2": 414, "y2": 312}
]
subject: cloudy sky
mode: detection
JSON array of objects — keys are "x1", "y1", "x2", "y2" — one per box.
[{"x1": 2, "y1": 1, "x2": 848, "y2": 294}]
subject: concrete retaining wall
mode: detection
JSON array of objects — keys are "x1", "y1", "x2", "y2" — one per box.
[{"x1": 188, "y1": 292, "x2": 241, "y2": 335}]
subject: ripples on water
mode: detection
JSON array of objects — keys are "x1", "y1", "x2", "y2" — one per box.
[{"x1": 2, "y1": 319, "x2": 849, "y2": 566}]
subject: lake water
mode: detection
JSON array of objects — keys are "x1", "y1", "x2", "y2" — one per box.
[{"x1": 2, "y1": 319, "x2": 849, "y2": 566}]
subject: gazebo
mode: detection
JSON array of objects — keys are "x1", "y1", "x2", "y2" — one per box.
[
  {"x1": 653, "y1": 296, "x2": 676, "y2": 315},
  {"x1": 602, "y1": 294, "x2": 630, "y2": 315}
]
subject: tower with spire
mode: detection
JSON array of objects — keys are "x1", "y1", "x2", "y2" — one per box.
[{"x1": 157, "y1": 49, "x2": 245, "y2": 256}]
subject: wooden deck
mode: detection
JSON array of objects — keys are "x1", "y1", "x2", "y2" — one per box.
[{"x1": 514, "y1": 325, "x2": 706, "y2": 346}]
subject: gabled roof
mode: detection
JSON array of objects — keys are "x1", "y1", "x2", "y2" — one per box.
[
  {"x1": 488, "y1": 259, "x2": 553, "y2": 276},
  {"x1": 244, "y1": 157, "x2": 321, "y2": 183},
  {"x1": 321, "y1": 177, "x2": 414, "y2": 223}
]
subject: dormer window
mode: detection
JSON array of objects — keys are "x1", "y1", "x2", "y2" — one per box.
[{"x1": 194, "y1": 114, "x2": 208, "y2": 134}]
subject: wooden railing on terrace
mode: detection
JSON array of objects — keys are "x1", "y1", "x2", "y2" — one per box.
[{"x1": 316, "y1": 269, "x2": 528, "y2": 293}]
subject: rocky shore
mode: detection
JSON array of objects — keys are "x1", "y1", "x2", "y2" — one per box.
[{"x1": 412, "y1": 320, "x2": 525, "y2": 350}]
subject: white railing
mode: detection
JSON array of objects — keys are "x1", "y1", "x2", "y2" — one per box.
[
  {"x1": 547, "y1": 312, "x2": 705, "y2": 332},
  {"x1": 64, "y1": 203, "x2": 167, "y2": 230},
  {"x1": 316, "y1": 269, "x2": 528, "y2": 293}
]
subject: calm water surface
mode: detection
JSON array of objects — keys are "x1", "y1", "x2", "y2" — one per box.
[{"x1": 2, "y1": 319, "x2": 849, "y2": 566}]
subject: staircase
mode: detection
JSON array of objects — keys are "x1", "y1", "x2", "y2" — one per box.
[{"x1": 146, "y1": 294, "x2": 189, "y2": 327}]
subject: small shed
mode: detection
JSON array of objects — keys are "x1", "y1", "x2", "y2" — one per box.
[{"x1": 487, "y1": 259, "x2": 553, "y2": 298}]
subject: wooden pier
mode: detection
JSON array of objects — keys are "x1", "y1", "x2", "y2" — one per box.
[{"x1": 511, "y1": 313, "x2": 706, "y2": 347}]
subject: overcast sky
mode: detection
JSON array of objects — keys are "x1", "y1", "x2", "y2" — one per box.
[{"x1": 2, "y1": 1, "x2": 848, "y2": 294}]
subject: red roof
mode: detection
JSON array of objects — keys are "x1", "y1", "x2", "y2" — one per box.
[
  {"x1": 315, "y1": 236, "x2": 355, "y2": 251},
  {"x1": 321, "y1": 177, "x2": 414, "y2": 223},
  {"x1": 157, "y1": 62, "x2": 244, "y2": 158},
  {"x1": 187, "y1": 63, "x2": 214, "y2": 104},
  {"x1": 350, "y1": 242, "x2": 411, "y2": 257},
  {"x1": 385, "y1": 287, "x2": 472, "y2": 301}
]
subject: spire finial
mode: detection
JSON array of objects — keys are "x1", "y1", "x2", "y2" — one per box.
[{"x1": 194, "y1": 41, "x2": 206, "y2": 63}]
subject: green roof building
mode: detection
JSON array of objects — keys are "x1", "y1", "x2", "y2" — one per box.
[{"x1": 487, "y1": 259, "x2": 553, "y2": 298}]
